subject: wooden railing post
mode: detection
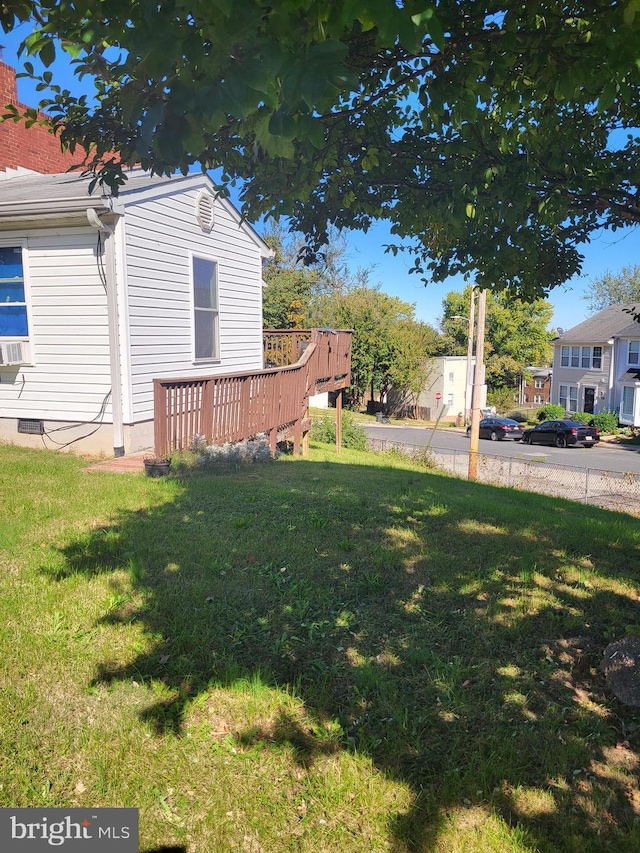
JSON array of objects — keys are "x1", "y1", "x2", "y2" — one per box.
[
  {"x1": 201, "y1": 379, "x2": 215, "y2": 444},
  {"x1": 154, "y1": 378, "x2": 168, "y2": 457}
]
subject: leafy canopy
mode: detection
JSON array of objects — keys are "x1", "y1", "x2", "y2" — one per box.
[
  {"x1": 583, "y1": 264, "x2": 640, "y2": 315},
  {"x1": 2, "y1": 2, "x2": 640, "y2": 299}
]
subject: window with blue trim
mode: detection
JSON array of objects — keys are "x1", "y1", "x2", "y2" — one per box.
[{"x1": 0, "y1": 247, "x2": 28, "y2": 337}]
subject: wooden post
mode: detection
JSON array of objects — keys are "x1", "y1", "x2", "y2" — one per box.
[
  {"x1": 153, "y1": 379, "x2": 167, "y2": 457},
  {"x1": 336, "y1": 389, "x2": 343, "y2": 454}
]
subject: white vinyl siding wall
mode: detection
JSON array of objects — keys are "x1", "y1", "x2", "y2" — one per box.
[
  {"x1": 123, "y1": 187, "x2": 264, "y2": 421},
  {"x1": 0, "y1": 228, "x2": 111, "y2": 420}
]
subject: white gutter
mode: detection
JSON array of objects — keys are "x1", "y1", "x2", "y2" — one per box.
[
  {"x1": 607, "y1": 338, "x2": 615, "y2": 411},
  {"x1": 114, "y1": 215, "x2": 133, "y2": 426},
  {"x1": 86, "y1": 208, "x2": 126, "y2": 457},
  {"x1": 0, "y1": 197, "x2": 125, "y2": 218},
  {"x1": 104, "y1": 228, "x2": 125, "y2": 456}
]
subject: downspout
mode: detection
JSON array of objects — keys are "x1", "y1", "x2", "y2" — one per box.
[
  {"x1": 607, "y1": 338, "x2": 615, "y2": 412},
  {"x1": 87, "y1": 209, "x2": 125, "y2": 457}
]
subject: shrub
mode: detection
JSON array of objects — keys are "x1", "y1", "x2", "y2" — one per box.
[
  {"x1": 536, "y1": 403, "x2": 566, "y2": 421},
  {"x1": 571, "y1": 411, "x2": 594, "y2": 425},
  {"x1": 187, "y1": 434, "x2": 274, "y2": 469},
  {"x1": 311, "y1": 411, "x2": 368, "y2": 451},
  {"x1": 592, "y1": 410, "x2": 620, "y2": 434},
  {"x1": 487, "y1": 387, "x2": 517, "y2": 413},
  {"x1": 506, "y1": 410, "x2": 530, "y2": 423}
]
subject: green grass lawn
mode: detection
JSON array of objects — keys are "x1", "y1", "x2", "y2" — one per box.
[{"x1": 1, "y1": 442, "x2": 640, "y2": 852}]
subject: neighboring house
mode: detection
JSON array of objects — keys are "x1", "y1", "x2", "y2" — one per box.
[
  {"x1": 550, "y1": 304, "x2": 640, "y2": 425},
  {"x1": 518, "y1": 367, "x2": 552, "y2": 406},
  {"x1": 0, "y1": 57, "x2": 83, "y2": 174},
  {"x1": 0, "y1": 169, "x2": 271, "y2": 455},
  {"x1": 413, "y1": 356, "x2": 485, "y2": 421}
]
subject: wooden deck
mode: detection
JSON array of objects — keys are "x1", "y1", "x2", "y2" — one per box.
[{"x1": 153, "y1": 329, "x2": 352, "y2": 457}]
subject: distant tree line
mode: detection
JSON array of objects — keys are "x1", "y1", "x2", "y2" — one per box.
[{"x1": 263, "y1": 229, "x2": 555, "y2": 412}]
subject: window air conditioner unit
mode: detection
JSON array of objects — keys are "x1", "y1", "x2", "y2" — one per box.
[{"x1": 0, "y1": 341, "x2": 27, "y2": 366}]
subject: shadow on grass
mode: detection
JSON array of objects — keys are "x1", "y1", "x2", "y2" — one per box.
[{"x1": 53, "y1": 456, "x2": 640, "y2": 852}]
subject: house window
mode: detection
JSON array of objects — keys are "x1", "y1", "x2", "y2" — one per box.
[
  {"x1": 560, "y1": 345, "x2": 602, "y2": 369},
  {"x1": 448, "y1": 371, "x2": 454, "y2": 383},
  {"x1": 534, "y1": 378, "x2": 544, "y2": 389},
  {"x1": 447, "y1": 393, "x2": 454, "y2": 407},
  {"x1": 534, "y1": 394, "x2": 543, "y2": 404},
  {"x1": 0, "y1": 246, "x2": 28, "y2": 338},
  {"x1": 622, "y1": 386, "x2": 635, "y2": 419},
  {"x1": 629, "y1": 341, "x2": 640, "y2": 366},
  {"x1": 192, "y1": 256, "x2": 219, "y2": 360},
  {"x1": 559, "y1": 384, "x2": 578, "y2": 413}
]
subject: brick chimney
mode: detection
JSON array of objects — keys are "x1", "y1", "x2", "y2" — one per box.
[{"x1": 0, "y1": 58, "x2": 84, "y2": 174}]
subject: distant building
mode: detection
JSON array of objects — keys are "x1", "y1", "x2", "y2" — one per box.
[
  {"x1": 518, "y1": 367, "x2": 552, "y2": 406},
  {"x1": 388, "y1": 356, "x2": 485, "y2": 421},
  {"x1": 551, "y1": 304, "x2": 640, "y2": 425}
]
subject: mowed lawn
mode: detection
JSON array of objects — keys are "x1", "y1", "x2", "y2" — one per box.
[{"x1": 1, "y1": 442, "x2": 640, "y2": 852}]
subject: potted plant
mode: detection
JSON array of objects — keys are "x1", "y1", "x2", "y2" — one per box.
[{"x1": 143, "y1": 455, "x2": 171, "y2": 477}]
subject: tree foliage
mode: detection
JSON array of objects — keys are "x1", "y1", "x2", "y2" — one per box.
[
  {"x1": 261, "y1": 227, "x2": 439, "y2": 403},
  {"x1": 2, "y1": 2, "x2": 640, "y2": 301},
  {"x1": 584, "y1": 265, "x2": 640, "y2": 315},
  {"x1": 440, "y1": 286, "x2": 554, "y2": 389},
  {"x1": 262, "y1": 228, "x2": 318, "y2": 329},
  {"x1": 318, "y1": 285, "x2": 438, "y2": 404}
]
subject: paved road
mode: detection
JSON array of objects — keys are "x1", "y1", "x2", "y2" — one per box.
[{"x1": 363, "y1": 423, "x2": 640, "y2": 475}]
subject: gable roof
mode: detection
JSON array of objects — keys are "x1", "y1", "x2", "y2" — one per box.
[
  {"x1": 0, "y1": 169, "x2": 272, "y2": 257},
  {"x1": 554, "y1": 303, "x2": 640, "y2": 343}
]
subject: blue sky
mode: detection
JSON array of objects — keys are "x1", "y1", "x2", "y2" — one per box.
[{"x1": 1, "y1": 27, "x2": 638, "y2": 333}]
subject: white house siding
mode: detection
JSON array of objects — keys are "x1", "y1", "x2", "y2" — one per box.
[
  {"x1": 551, "y1": 345, "x2": 612, "y2": 414},
  {"x1": 613, "y1": 338, "x2": 640, "y2": 426},
  {"x1": 0, "y1": 227, "x2": 111, "y2": 433},
  {"x1": 122, "y1": 187, "x2": 264, "y2": 424}
]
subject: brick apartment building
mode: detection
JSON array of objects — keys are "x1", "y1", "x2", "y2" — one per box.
[
  {"x1": 518, "y1": 367, "x2": 552, "y2": 406},
  {"x1": 0, "y1": 55, "x2": 83, "y2": 173}
]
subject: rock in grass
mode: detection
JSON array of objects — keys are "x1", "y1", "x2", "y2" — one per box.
[{"x1": 601, "y1": 637, "x2": 640, "y2": 706}]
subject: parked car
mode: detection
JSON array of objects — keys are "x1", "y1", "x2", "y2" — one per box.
[
  {"x1": 466, "y1": 417, "x2": 525, "y2": 441},
  {"x1": 520, "y1": 420, "x2": 600, "y2": 448}
]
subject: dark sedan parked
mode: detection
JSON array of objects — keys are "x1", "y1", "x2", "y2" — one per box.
[
  {"x1": 520, "y1": 420, "x2": 600, "y2": 448},
  {"x1": 466, "y1": 417, "x2": 525, "y2": 441}
]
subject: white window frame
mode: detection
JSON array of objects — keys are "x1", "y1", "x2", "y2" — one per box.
[
  {"x1": 628, "y1": 341, "x2": 640, "y2": 366},
  {"x1": 560, "y1": 345, "x2": 602, "y2": 370},
  {"x1": 621, "y1": 386, "x2": 636, "y2": 421},
  {"x1": 191, "y1": 253, "x2": 220, "y2": 362},
  {"x1": 592, "y1": 346, "x2": 602, "y2": 369},
  {"x1": 534, "y1": 378, "x2": 544, "y2": 389},
  {"x1": 534, "y1": 394, "x2": 543, "y2": 404},
  {"x1": 559, "y1": 384, "x2": 578, "y2": 413},
  {"x1": 0, "y1": 242, "x2": 30, "y2": 341}
]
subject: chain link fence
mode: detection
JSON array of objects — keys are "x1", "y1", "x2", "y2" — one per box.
[{"x1": 367, "y1": 438, "x2": 640, "y2": 517}]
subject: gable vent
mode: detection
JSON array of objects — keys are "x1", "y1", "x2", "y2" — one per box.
[{"x1": 195, "y1": 191, "x2": 215, "y2": 232}]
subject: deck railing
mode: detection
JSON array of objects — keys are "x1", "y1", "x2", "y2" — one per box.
[{"x1": 153, "y1": 329, "x2": 351, "y2": 457}]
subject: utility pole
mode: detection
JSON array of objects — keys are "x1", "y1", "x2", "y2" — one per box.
[
  {"x1": 468, "y1": 287, "x2": 486, "y2": 481},
  {"x1": 464, "y1": 288, "x2": 475, "y2": 426}
]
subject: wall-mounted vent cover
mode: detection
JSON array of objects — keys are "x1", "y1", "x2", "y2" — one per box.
[
  {"x1": 17, "y1": 418, "x2": 44, "y2": 435},
  {"x1": 195, "y1": 191, "x2": 215, "y2": 232}
]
